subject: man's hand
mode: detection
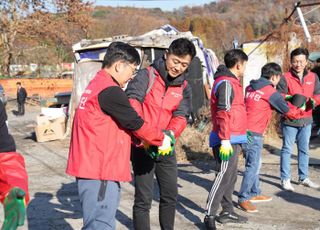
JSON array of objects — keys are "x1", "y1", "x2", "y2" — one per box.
[
  {"x1": 2, "y1": 187, "x2": 26, "y2": 230},
  {"x1": 158, "y1": 132, "x2": 175, "y2": 156},
  {"x1": 143, "y1": 131, "x2": 175, "y2": 160},
  {"x1": 306, "y1": 97, "x2": 316, "y2": 110},
  {"x1": 219, "y1": 140, "x2": 234, "y2": 161},
  {"x1": 299, "y1": 102, "x2": 306, "y2": 111},
  {"x1": 143, "y1": 143, "x2": 159, "y2": 160},
  {"x1": 285, "y1": 94, "x2": 292, "y2": 101}
]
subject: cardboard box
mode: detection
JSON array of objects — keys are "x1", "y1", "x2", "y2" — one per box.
[
  {"x1": 36, "y1": 115, "x2": 50, "y2": 126},
  {"x1": 35, "y1": 116, "x2": 66, "y2": 142},
  {"x1": 36, "y1": 114, "x2": 66, "y2": 125},
  {"x1": 41, "y1": 107, "x2": 65, "y2": 119}
]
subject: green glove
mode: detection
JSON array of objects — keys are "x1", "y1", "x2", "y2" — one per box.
[
  {"x1": 285, "y1": 95, "x2": 293, "y2": 101},
  {"x1": 300, "y1": 102, "x2": 306, "y2": 111},
  {"x1": 158, "y1": 131, "x2": 175, "y2": 156},
  {"x1": 143, "y1": 131, "x2": 175, "y2": 160},
  {"x1": 2, "y1": 188, "x2": 26, "y2": 230},
  {"x1": 219, "y1": 140, "x2": 234, "y2": 161},
  {"x1": 143, "y1": 143, "x2": 159, "y2": 160},
  {"x1": 247, "y1": 131, "x2": 253, "y2": 144},
  {"x1": 306, "y1": 97, "x2": 316, "y2": 110}
]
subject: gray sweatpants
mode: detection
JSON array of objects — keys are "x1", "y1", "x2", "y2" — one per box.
[{"x1": 205, "y1": 144, "x2": 240, "y2": 216}]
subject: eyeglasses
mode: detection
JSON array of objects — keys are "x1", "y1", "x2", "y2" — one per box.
[
  {"x1": 291, "y1": 59, "x2": 307, "y2": 66},
  {"x1": 125, "y1": 63, "x2": 138, "y2": 75}
]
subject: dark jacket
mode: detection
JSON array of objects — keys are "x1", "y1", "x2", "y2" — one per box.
[
  {"x1": 126, "y1": 57, "x2": 192, "y2": 138},
  {"x1": 17, "y1": 87, "x2": 27, "y2": 103},
  {"x1": 0, "y1": 100, "x2": 16, "y2": 153}
]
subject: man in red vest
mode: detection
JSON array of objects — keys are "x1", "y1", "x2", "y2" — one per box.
[
  {"x1": 277, "y1": 47, "x2": 320, "y2": 191},
  {"x1": 0, "y1": 99, "x2": 29, "y2": 230},
  {"x1": 66, "y1": 42, "x2": 172, "y2": 230},
  {"x1": 238, "y1": 63, "x2": 304, "y2": 213},
  {"x1": 126, "y1": 38, "x2": 196, "y2": 230},
  {"x1": 204, "y1": 49, "x2": 248, "y2": 229}
]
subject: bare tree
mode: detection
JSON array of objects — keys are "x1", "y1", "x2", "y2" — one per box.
[{"x1": 0, "y1": 0, "x2": 92, "y2": 76}]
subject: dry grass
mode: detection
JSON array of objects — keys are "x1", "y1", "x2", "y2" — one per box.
[
  {"x1": 175, "y1": 106, "x2": 212, "y2": 162},
  {"x1": 176, "y1": 107, "x2": 282, "y2": 162}
]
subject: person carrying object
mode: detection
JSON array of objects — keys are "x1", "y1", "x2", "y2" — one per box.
[{"x1": 277, "y1": 47, "x2": 320, "y2": 191}]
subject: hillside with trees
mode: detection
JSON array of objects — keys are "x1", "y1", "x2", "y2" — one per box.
[{"x1": 1, "y1": 0, "x2": 319, "y2": 76}]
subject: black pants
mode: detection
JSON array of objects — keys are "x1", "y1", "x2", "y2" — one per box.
[
  {"x1": 205, "y1": 144, "x2": 240, "y2": 216},
  {"x1": 17, "y1": 102, "x2": 25, "y2": 115},
  {"x1": 131, "y1": 146, "x2": 177, "y2": 230}
]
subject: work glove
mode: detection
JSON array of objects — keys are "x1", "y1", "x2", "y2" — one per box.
[
  {"x1": 219, "y1": 140, "x2": 234, "y2": 161},
  {"x1": 143, "y1": 131, "x2": 175, "y2": 160},
  {"x1": 285, "y1": 94, "x2": 293, "y2": 101},
  {"x1": 306, "y1": 97, "x2": 316, "y2": 110},
  {"x1": 2, "y1": 187, "x2": 26, "y2": 230},
  {"x1": 158, "y1": 131, "x2": 175, "y2": 156}
]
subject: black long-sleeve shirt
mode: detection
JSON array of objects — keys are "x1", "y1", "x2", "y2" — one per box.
[{"x1": 98, "y1": 86, "x2": 144, "y2": 131}]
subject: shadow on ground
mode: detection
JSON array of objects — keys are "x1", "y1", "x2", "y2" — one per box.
[
  {"x1": 27, "y1": 182, "x2": 81, "y2": 230},
  {"x1": 276, "y1": 190, "x2": 320, "y2": 211}
]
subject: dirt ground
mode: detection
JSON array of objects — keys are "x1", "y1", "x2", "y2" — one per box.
[{"x1": 0, "y1": 102, "x2": 320, "y2": 230}]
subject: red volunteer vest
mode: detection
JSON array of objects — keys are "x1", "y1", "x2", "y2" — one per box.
[
  {"x1": 66, "y1": 70, "x2": 132, "y2": 181},
  {"x1": 211, "y1": 76, "x2": 247, "y2": 136},
  {"x1": 142, "y1": 67, "x2": 186, "y2": 130},
  {"x1": 245, "y1": 84, "x2": 275, "y2": 134}
]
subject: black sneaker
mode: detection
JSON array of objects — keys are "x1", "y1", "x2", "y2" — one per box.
[
  {"x1": 216, "y1": 211, "x2": 248, "y2": 224},
  {"x1": 204, "y1": 215, "x2": 216, "y2": 230}
]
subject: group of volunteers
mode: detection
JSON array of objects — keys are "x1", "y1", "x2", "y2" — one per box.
[
  {"x1": 66, "y1": 36, "x2": 320, "y2": 230},
  {"x1": 1, "y1": 37, "x2": 319, "y2": 230},
  {"x1": 204, "y1": 47, "x2": 320, "y2": 230}
]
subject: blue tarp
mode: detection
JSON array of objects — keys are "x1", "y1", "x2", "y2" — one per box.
[{"x1": 78, "y1": 48, "x2": 107, "y2": 61}]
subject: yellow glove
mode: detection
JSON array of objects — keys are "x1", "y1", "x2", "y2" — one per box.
[
  {"x1": 158, "y1": 133, "x2": 174, "y2": 156},
  {"x1": 219, "y1": 140, "x2": 234, "y2": 161},
  {"x1": 143, "y1": 131, "x2": 175, "y2": 159}
]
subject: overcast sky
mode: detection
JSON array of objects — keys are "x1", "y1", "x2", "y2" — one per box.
[{"x1": 94, "y1": 0, "x2": 215, "y2": 11}]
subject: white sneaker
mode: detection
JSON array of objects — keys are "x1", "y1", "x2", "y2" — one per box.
[
  {"x1": 299, "y1": 178, "x2": 320, "y2": 189},
  {"x1": 281, "y1": 179, "x2": 295, "y2": 191}
]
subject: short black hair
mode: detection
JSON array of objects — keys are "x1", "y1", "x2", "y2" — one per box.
[
  {"x1": 102, "y1": 42, "x2": 140, "y2": 68},
  {"x1": 290, "y1": 47, "x2": 309, "y2": 61},
  {"x1": 167, "y1": 38, "x2": 196, "y2": 59},
  {"x1": 261, "y1": 62, "x2": 282, "y2": 79},
  {"x1": 224, "y1": 49, "x2": 248, "y2": 68}
]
